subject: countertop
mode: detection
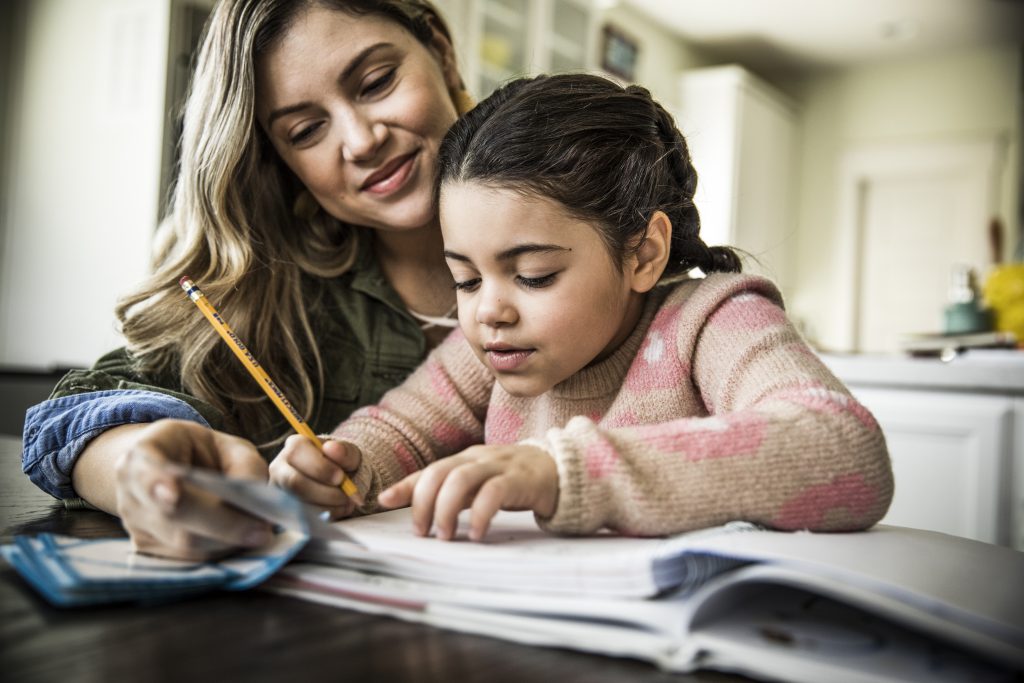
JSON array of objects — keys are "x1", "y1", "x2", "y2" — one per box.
[{"x1": 819, "y1": 350, "x2": 1024, "y2": 395}]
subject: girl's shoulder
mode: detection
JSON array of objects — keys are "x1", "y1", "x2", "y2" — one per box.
[{"x1": 658, "y1": 271, "x2": 785, "y2": 314}]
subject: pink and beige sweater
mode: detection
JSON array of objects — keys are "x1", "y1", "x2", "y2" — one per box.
[{"x1": 333, "y1": 273, "x2": 894, "y2": 536}]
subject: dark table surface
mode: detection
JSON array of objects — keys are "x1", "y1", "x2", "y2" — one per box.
[{"x1": 0, "y1": 435, "x2": 743, "y2": 683}]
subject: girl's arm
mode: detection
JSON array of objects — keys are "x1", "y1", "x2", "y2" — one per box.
[
  {"x1": 328, "y1": 330, "x2": 495, "y2": 510},
  {"x1": 530, "y1": 280, "x2": 894, "y2": 537}
]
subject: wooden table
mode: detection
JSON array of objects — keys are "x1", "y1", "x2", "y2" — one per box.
[{"x1": 0, "y1": 435, "x2": 737, "y2": 682}]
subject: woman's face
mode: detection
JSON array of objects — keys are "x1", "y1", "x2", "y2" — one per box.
[{"x1": 256, "y1": 6, "x2": 460, "y2": 232}]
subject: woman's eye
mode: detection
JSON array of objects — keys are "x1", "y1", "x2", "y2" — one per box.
[
  {"x1": 289, "y1": 122, "x2": 323, "y2": 146},
  {"x1": 517, "y1": 273, "x2": 557, "y2": 289},
  {"x1": 453, "y1": 278, "x2": 481, "y2": 293},
  {"x1": 362, "y1": 68, "x2": 397, "y2": 97}
]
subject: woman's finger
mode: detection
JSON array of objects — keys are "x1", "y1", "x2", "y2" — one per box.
[{"x1": 213, "y1": 430, "x2": 269, "y2": 481}]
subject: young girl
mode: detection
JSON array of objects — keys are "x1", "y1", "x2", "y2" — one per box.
[{"x1": 271, "y1": 74, "x2": 894, "y2": 542}]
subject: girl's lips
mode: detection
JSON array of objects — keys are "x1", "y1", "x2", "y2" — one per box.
[
  {"x1": 486, "y1": 349, "x2": 533, "y2": 372},
  {"x1": 362, "y1": 152, "x2": 417, "y2": 196}
]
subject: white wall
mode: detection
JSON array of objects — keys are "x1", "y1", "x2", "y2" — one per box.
[
  {"x1": 0, "y1": 0, "x2": 171, "y2": 368},
  {"x1": 787, "y1": 45, "x2": 1022, "y2": 351}
]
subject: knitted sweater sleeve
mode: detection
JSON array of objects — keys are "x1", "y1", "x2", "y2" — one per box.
[
  {"x1": 529, "y1": 275, "x2": 894, "y2": 537},
  {"x1": 329, "y1": 329, "x2": 494, "y2": 510}
]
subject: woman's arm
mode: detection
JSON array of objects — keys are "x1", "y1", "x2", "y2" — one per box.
[
  {"x1": 21, "y1": 349, "x2": 272, "y2": 559},
  {"x1": 70, "y1": 423, "x2": 149, "y2": 514},
  {"x1": 69, "y1": 419, "x2": 273, "y2": 560}
]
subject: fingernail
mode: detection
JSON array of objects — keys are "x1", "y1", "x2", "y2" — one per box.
[
  {"x1": 244, "y1": 527, "x2": 271, "y2": 547},
  {"x1": 153, "y1": 482, "x2": 177, "y2": 508}
]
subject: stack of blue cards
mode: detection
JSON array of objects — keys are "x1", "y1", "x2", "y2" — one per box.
[{"x1": 1, "y1": 468, "x2": 318, "y2": 607}]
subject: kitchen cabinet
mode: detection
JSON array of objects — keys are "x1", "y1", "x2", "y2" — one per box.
[
  {"x1": 822, "y1": 353, "x2": 1024, "y2": 550},
  {"x1": 675, "y1": 65, "x2": 798, "y2": 294},
  {"x1": 452, "y1": 0, "x2": 595, "y2": 98}
]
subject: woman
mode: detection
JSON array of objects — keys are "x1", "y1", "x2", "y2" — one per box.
[{"x1": 21, "y1": 0, "x2": 473, "y2": 559}]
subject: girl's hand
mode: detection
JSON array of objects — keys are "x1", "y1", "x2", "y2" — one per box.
[
  {"x1": 377, "y1": 444, "x2": 558, "y2": 542},
  {"x1": 269, "y1": 435, "x2": 362, "y2": 519},
  {"x1": 112, "y1": 419, "x2": 273, "y2": 561}
]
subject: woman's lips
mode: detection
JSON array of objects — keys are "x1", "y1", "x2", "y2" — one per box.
[
  {"x1": 486, "y1": 349, "x2": 533, "y2": 372},
  {"x1": 361, "y1": 152, "x2": 417, "y2": 196}
]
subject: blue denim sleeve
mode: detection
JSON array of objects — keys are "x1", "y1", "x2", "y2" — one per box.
[{"x1": 21, "y1": 390, "x2": 211, "y2": 500}]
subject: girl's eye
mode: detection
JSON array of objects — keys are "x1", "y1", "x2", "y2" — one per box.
[
  {"x1": 453, "y1": 278, "x2": 481, "y2": 293},
  {"x1": 362, "y1": 68, "x2": 397, "y2": 97},
  {"x1": 517, "y1": 273, "x2": 557, "y2": 289},
  {"x1": 289, "y1": 122, "x2": 323, "y2": 146}
]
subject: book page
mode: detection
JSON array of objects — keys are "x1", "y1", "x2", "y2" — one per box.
[
  {"x1": 689, "y1": 577, "x2": 1020, "y2": 683},
  {"x1": 682, "y1": 526, "x2": 1024, "y2": 664},
  {"x1": 305, "y1": 508, "x2": 750, "y2": 598}
]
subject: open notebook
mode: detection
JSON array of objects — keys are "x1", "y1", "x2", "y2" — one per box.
[
  {"x1": 276, "y1": 506, "x2": 1024, "y2": 682},
  {"x1": 3, "y1": 470, "x2": 1022, "y2": 681}
]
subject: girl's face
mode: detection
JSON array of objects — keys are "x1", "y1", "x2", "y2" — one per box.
[
  {"x1": 440, "y1": 183, "x2": 647, "y2": 398},
  {"x1": 256, "y1": 7, "x2": 460, "y2": 232}
]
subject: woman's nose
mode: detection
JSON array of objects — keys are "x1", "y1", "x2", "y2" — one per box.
[
  {"x1": 475, "y1": 288, "x2": 517, "y2": 327},
  {"x1": 337, "y1": 110, "x2": 387, "y2": 162}
]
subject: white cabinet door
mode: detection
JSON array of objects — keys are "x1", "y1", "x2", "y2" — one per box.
[
  {"x1": 852, "y1": 387, "x2": 1015, "y2": 546},
  {"x1": 676, "y1": 65, "x2": 797, "y2": 293}
]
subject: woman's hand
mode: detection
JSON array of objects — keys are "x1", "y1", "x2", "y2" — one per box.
[
  {"x1": 269, "y1": 435, "x2": 362, "y2": 520},
  {"x1": 377, "y1": 444, "x2": 558, "y2": 542},
  {"x1": 106, "y1": 419, "x2": 273, "y2": 561}
]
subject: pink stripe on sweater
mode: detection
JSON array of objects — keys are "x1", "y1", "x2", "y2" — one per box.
[
  {"x1": 772, "y1": 473, "x2": 880, "y2": 530},
  {"x1": 707, "y1": 292, "x2": 787, "y2": 331},
  {"x1": 625, "y1": 301, "x2": 690, "y2": 391},
  {"x1": 584, "y1": 437, "x2": 620, "y2": 479},
  {"x1": 640, "y1": 414, "x2": 768, "y2": 461},
  {"x1": 770, "y1": 383, "x2": 880, "y2": 432},
  {"x1": 484, "y1": 404, "x2": 525, "y2": 444},
  {"x1": 391, "y1": 442, "x2": 421, "y2": 476},
  {"x1": 432, "y1": 420, "x2": 476, "y2": 452},
  {"x1": 427, "y1": 359, "x2": 458, "y2": 402}
]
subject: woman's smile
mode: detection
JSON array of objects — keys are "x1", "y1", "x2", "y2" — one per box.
[{"x1": 361, "y1": 150, "x2": 419, "y2": 196}]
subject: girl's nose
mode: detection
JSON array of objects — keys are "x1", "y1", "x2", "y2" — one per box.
[
  {"x1": 475, "y1": 288, "x2": 517, "y2": 328},
  {"x1": 338, "y1": 110, "x2": 388, "y2": 162}
]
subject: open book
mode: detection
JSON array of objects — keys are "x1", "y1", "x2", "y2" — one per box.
[
  {"x1": 269, "y1": 507, "x2": 1024, "y2": 683},
  {"x1": 4, "y1": 471, "x2": 1021, "y2": 681}
]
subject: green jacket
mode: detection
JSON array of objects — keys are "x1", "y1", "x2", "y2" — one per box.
[{"x1": 47, "y1": 237, "x2": 429, "y2": 457}]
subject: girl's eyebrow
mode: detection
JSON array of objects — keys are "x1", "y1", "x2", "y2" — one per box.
[
  {"x1": 444, "y1": 244, "x2": 569, "y2": 263},
  {"x1": 265, "y1": 42, "x2": 393, "y2": 127}
]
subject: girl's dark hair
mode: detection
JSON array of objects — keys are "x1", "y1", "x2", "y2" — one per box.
[{"x1": 436, "y1": 74, "x2": 741, "y2": 277}]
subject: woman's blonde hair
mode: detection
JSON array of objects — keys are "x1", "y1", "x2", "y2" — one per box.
[{"x1": 116, "y1": 0, "x2": 455, "y2": 446}]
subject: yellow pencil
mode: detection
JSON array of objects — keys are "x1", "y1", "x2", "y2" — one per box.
[{"x1": 179, "y1": 276, "x2": 364, "y2": 506}]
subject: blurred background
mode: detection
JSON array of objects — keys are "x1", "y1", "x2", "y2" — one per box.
[{"x1": 1, "y1": 0, "x2": 1023, "y2": 546}]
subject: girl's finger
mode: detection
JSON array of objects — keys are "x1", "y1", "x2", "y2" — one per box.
[
  {"x1": 409, "y1": 459, "x2": 465, "y2": 536},
  {"x1": 432, "y1": 461, "x2": 497, "y2": 540},
  {"x1": 321, "y1": 439, "x2": 362, "y2": 472},
  {"x1": 377, "y1": 472, "x2": 420, "y2": 509},
  {"x1": 467, "y1": 476, "x2": 510, "y2": 541},
  {"x1": 281, "y1": 435, "x2": 347, "y2": 487}
]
